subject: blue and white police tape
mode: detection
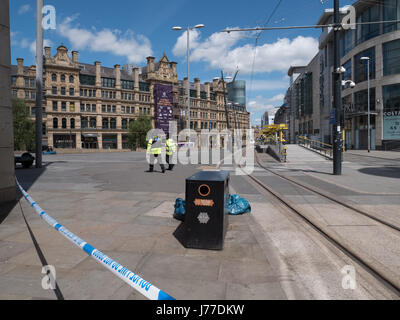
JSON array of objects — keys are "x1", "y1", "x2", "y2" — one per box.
[{"x1": 16, "y1": 179, "x2": 174, "y2": 300}]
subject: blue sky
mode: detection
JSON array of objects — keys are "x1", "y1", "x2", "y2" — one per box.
[{"x1": 10, "y1": 0, "x2": 355, "y2": 126}]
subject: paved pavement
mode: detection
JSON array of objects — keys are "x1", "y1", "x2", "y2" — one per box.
[{"x1": 0, "y1": 148, "x2": 398, "y2": 300}]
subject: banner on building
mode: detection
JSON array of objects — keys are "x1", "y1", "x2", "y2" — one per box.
[
  {"x1": 383, "y1": 112, "x2": 400, "y2": 140},
  {"x1": 154, "y1": 84, "x2": 174, "y2": 133}
]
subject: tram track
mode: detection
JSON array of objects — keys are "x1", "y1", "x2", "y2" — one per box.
[{"x1": 237, "y1": 152, "x2": 400, "y2": 297}]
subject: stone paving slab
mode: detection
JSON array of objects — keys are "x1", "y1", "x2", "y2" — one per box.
[{"x1": 1, "y1": 151, "x2": 397, "y2": 300}]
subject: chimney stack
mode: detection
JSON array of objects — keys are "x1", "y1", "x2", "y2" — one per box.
[
  {"x1": 17, "y1": 58, "x2": 24, "y2": 75},
  {"x1": 72, "y1": 51, "x2": 78, "y2": 63}
]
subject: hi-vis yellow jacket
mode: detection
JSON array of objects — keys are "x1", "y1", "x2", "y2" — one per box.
[
  {"x1": 165, "y1": 138, "x2": 177, "y2": 156},
  {"x1": 147, "y1": 139, "x2": 162, "y2": 155}
]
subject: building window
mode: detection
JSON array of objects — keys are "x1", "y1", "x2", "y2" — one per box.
[
  {"x1": 92, "y1": 104, "x2": 96, "y2": 112},
  {"x1": 102, "y1": 118, "x2": 109, "y2": 129},
  {"x1": 102, "y1": 105, "x2": 106, "y2": 113},
  {"x1": 356, "y1": 4, "x2": 380, "y2": 45},
  {"x1": 101, "y1": 77, "x2": 115, "y2": 88},
  {"x1": 107, "y1": 105, "x2": 111, "y2": 113},
  {"x1": 354, "y1": 88, "x2": 376, "y2": 113},
  {"x1": 25, "y1": 91, "x2": 29, "y2": 99},
  {"x1": 69, "y1": 75, "x2": 74, "y2": 83},
  {"x1": 383, "y1": 39, "x2": 400, "y2": 76},
  {"x1": 80, "y1": 104, "x2": 84, "y2": 112},
  {"x1": 89, "y1": 117, "x2": 96, "y2": 128},
  {"x1": 110, "y1": 118, "x2": 116, "y2": 129},
  {"x1": 112, "y1": 105, "x2": 116, "y2": 113},
  {"x1": 61, "y1": 87, "x2": 66, "y2": 95},
  {"x1": 12, "y1": 90, "x2": 17, "y2": 97},
  {"x1": 52, "y1": 86, "x2": 57, "y2": 95},
  {"x1": 384, "y1": 0, "x2": 400, "y2": 33},
  {"x1": 121, "y1": 80, "x2": 134, "y2": 90},
  {"x1": 122, "y1": 119, "x2": 128, "y2": 129},
  {"x1": 354, "y1": 47, "x2": 375, "y2": 83},
  {"x1": 30, "y1": 78, "x2": 35, "y2": 88},
  {"x1": 139, "y1": 82, "x2": 150, "y2": 92},
  {"x1": 52, "y1": 101, "x2": 58, "y2": 111},
  {"x1": 70, "y1": 118, "x2": 75, "y2": 129},
  {"x1": 52, "y1": 73, "x2": 57, "y2": 82},
  {"x1": 121, "y1": 106, "x2": 125, "y2": 113},
  {"x1": 62, "y1": 118, "x2": 67, "y2": 129},
  {"x1": 61, "y1": 102, "x2": 66, "y2": 111},
  {"x1": 86, "y1": 104, "x2": 91, "y2": 112},
  {"x1": 79, "y1": 74, "x2": 96, "y2": 86},
  {"x1": 61, "y1": 74, "x2": 66, "y2": 82},
  {"x1": 11, "y1": 76, "x2": 17, "y2": 85},
  {"x1": 25, "y1": 78, "x2": 29, "y2": 87},
  {"x1": 70, "y1": 103, "x2": 75, "y2": 112},
  {"x1": 53, "y1": 118, "x2": 58, "y2": 129},
  {"x1": 81, "y1": 117, "x2": 88, "y2": 129},
  {"x1": 69, "y1": 88, "x2": 75, "y2": 96}
]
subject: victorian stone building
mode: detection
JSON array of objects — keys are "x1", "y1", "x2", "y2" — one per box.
[{"x1": 11, "y1": 45, "x2": 250, "y2": 151}]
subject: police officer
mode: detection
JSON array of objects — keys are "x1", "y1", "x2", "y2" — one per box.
[
  {"x1": 165, "y1": 134, "x2": 177, "y2": 171},
  {"x1": 146, "y1": 135, "x2": 165, "y2": 173}
]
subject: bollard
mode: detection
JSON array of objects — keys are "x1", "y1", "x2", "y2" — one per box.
[{"x1": 174, "y1": 170, "x2": 230, "y2": 250}]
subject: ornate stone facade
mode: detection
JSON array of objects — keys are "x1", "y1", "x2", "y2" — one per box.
[{"x1": 11, "y1": 45, "x2": 250, "y2": 151}]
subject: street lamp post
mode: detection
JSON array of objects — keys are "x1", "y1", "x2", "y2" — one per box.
[
  {"x1": 172, "y1": 24, "x2": 204, "y2": 145},
  {"x1": 332, "y1": 0, "x2": 343, "y2": 175},
  {"x1": 35, "y1": 0, "x2": 43, "y2": 168},
  {"x1": 360, "y1": 56, "x2": 371, "y2": 153}
]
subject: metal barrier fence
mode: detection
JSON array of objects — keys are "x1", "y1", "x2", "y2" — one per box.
[{"x1": 298, "y1": 136, "x2": 333, "y2": 159}]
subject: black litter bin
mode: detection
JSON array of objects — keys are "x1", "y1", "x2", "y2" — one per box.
[{"x1": 174, "y1": 170, "x2": 230, "y2": 250}]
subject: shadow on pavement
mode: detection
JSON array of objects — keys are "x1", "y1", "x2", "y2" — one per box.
[
  {"x1": 358, "y1": 166, "x2": 400, "y2": 179},
  {"x1": 0, "y1": 162, "x2": 53, "y2": 225}
]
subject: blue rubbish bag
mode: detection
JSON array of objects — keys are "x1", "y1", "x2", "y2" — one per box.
[
  {"x1": 173, "y1": 198, "x2": 186, "y2": 221},
  {"x1": 228, "y1": 194, "x2": 251, "y2": 215}
]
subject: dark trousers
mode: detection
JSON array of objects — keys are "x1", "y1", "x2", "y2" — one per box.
[
  {"x1": 149, "y1": 154, "x2": 165, "y2": 172},
  {"x1": 166, "y1": 154, "x2": 174, "y2": 170}
]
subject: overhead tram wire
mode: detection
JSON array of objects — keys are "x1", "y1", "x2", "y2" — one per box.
[
  {"x1": 248, "y1": 0, "x2": 284, "y2": 106},
  {"x1": 222, "y1": 19, "x2": 400, "y2": 33}
]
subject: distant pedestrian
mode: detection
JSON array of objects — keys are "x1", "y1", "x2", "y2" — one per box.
[
  {"x1": 146, "y1": 135, "x2": 165, "y2": 173},
  {"x1": 165, "y1": 134, "x2": 177, "y2": 171}
]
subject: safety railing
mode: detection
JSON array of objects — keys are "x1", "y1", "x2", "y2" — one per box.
[{"x1": 298, "y1": 136, "x2": 333, "y2": 159}]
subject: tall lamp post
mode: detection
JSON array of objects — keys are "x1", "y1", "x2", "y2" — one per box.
[
  {"x1": 172, "y1": 24, "x2": 205, "y2": 144},
  {"x1": 35, "y1": 0, "x2": 43, "y2": 168},
  {"x1": 332, "y1": 0, "x2": 343, "y2": 175},
  {"x1": 360, "y1": 56, "x2": 371, "y2": 153}
]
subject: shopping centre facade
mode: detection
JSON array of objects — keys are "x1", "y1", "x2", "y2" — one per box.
[{"x1": 285, "y1": 0, "x2": 400, "y2": 150}]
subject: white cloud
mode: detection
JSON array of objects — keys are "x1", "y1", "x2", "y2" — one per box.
[
  {"x1": 173, "y1": 30, "x2": 318, "y2": 75},
  {"x1": 267, "y1": 93, "x2": 285, "y2": 103},
  {"x1": 18, "y1": 4, "x2": 31, "y2": 15},
  {"x1": 247, "y1": 95, "x2": 282, "y2": 113},
  {"x1": 30, "y1": 39, "x2": 53, "y2": 55},
  {"x1": 58, "y1": 16, "x2": 153, "y2": 64}
]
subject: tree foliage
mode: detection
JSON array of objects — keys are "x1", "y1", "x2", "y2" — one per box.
[
  {"x1": 12, "y1": 98, "x2": 35, "y2": 152},
  {"x1": 127, "y1": 115, "x2": 152, "y2": 150}
]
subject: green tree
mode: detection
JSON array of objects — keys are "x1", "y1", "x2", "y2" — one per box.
[
  {"x1": 127, "y1": 115, "x2": 152, "y2": 150},
  {"x1": 12, "y1": 98, "x2": 35, "y2": 152}
]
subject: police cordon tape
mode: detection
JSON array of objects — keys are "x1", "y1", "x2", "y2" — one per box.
[{"x1": 16, "y1": 179, "x2": 175, "y2": 300}]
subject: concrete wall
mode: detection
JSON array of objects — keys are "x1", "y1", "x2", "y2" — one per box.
[{"x1": 0, "y1": 0, "x2": 16, "y2": 203}]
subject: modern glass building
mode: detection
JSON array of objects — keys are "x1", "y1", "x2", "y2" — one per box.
[{"x1": 340, "y1": 0, "x2": 400, "y2": 150}]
